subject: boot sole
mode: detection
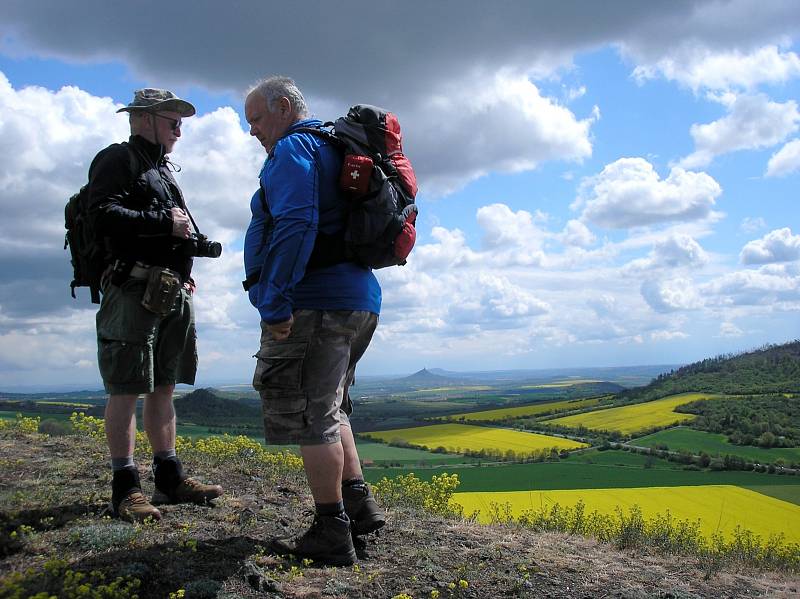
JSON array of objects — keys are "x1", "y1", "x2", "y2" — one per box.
[
  {"x1": 151, "y1": 488, "x2": 223, "y2": 505},
  {"x1": 269, "y1": 539, "x2": 357, "y2": 566},
  {"x1": 110, "y1": 502, "x2": 162, "y2": 523},
  {"x1": 352, "y1": 515, "x2": 386, "y2": 536}
]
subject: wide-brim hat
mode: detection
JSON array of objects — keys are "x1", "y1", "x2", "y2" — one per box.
[{"x1": 116, "y1": 88, "x2": 196, "y2": 117}]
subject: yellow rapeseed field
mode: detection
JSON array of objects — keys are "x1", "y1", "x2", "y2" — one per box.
[
  {"x1": 363, "y1": 423, "x2": 587, "y2": 457},
  {"x1": 454, "y1": 485, "x2": 800, "y2": 544},
  {"x1": 445, "y1": 397, "x2": 603, "y2": 422},
  {"x1": 546, "y1": 392, "x2": 720, "y2": 435},
  {"x1": 520, "y1": 379, "x2": 603, "y2": 388}
]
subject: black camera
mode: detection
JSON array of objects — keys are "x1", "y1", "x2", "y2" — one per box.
[{"x1": 184, "y1": 233, "x2": 222, "y2": 258}]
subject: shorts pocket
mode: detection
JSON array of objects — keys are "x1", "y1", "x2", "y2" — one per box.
[
  {"x1": 98, "y1": 338, "x2": 149, "y2": 385},
  {"x1": 252, "y1": 340, "x2": 307, "y2": 391}
]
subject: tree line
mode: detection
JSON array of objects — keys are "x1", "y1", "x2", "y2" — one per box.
[{"x1": 675, "y1": 395, "x2": 799, "y2": 448}]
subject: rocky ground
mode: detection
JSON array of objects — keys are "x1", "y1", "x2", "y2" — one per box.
[{"x1": 1, "y1": 429, "x2": 798, "y2": 598}]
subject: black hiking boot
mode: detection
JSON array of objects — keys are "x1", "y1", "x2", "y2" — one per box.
[
  {"x1": 343, "y1": 482, "x2": 385, "y2": 536},
  {"x1": 111, "y1": 467, "x2": 162, "y2": 523},
  {"x1": 270, "y1": 513, "x2": 357, "y2": 566},
  {"x1": 152, "y1": 456, "x2": 223, "y2": 505}
]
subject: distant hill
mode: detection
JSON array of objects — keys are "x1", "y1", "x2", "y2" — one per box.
[
  {"x1": 401, "y1": 368, "x2": 456, "y2": 385},
  {"x1": 621, "y1": 340, "x2": 800, "y2": 400},
  {"x1": 174, "y1": 388, "x2": 261, "y2": 424},
  {"x1": 423, "y1": 365, "x2": 676, "y2": 387}
]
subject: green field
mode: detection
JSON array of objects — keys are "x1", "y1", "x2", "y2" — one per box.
[
  {"x1": 363, "y1": 423, "x2": 587, "y2": 457},
  {"x1": 364, "y1": 454, "x2": 800, "y2": 503},
  {"x1": 546, "y1": 393, "x2": 721, "y2": 435},
  {"x1": 0, "y1": 410, "x2": 72, "y2": 422},
  {"x1": 350, "y1": 440, "x2": 480, "y2": 465},
  {"x1": 453, "y1": 485, "x2": 800, "y2": 543},
  {"x1": 633, "y1": 427, "x2": 800, "y2": 464},
  {"x1": 443, "y1": 397, "x2": 603, "y2": 422}
]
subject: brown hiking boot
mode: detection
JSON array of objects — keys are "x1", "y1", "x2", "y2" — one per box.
[
  {"x1": 152, "y1": 456, "x2": 223, "y2": 505},
  {"x1": 115, "y1": 490, "x2": 162, "y2": 523},
  {"x1": 111, "y1": 467, "x2": 160, "y2": 523},
  {"x1": 152, "y1": 477, "x2": 224, "y2": 505},
  {"x1": 343, "y1": 482, "x2": 385, "y2": 536},
  {"x1": 270, "y1": 513, "x2": 357, "y2": 566}
]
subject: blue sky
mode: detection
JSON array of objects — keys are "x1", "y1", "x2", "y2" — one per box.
[{"x1": 0, "y1": 1, "x2": 799, "y2": 388}]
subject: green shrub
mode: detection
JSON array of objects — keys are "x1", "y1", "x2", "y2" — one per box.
[
  {"x1": 0, "y1": 558, "x2": 140, "y2": 598},
  {"x1": 69, "y1": 522, "x2": 139, "y2": 551},
  {"x1": 373, "y1": 472, "x2": 463, "y2": 518}
]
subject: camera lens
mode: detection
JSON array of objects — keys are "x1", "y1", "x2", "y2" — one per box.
[{"x1": 201, "y1": 240, "x2": 222, "y2": 258}]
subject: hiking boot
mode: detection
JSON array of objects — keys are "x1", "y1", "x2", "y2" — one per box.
[
  {"x1": 152, "y1": 456, "x2": 223, "y2": 505},
  {"x1": 111, "y1": 467, "x2": 161, "y2": 523},
  {"x1": 115, "y1": 490, "x2": 162, "y2": 523},
  {"x1": 343, "y1": 482, "x2": 385, "y2": 536},
  {"x1": 270, "y1": 513, "x2": 357, "y2": 566},
  {"x1": 152, "y1": 477, "x2": 224, "y2": 505}
]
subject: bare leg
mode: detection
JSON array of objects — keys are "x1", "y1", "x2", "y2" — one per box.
[
  {"x1": 340, "y1": 423, "x2": 363, "y2": 481},
  {"x1": 143, "y1": 384, "x2": 176, "y2": 453},
  {"x1": 105, "y1": 394, "x2": 139, "y2": 458},
  {"x1": 300, "y1": 441, "x2": 344, "y2": 504}
]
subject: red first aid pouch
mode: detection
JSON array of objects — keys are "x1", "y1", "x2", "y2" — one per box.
[{"x1": 339, "y1": 154, "x2": 373, "y2": 195}]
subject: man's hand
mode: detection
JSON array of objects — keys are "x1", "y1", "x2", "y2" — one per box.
[
  {"x1": 267, "y1": 315, "x2": 294, "y2": 341},
  {"x1": 171, "y1": 207, "x2": 191, "y2": 239}
]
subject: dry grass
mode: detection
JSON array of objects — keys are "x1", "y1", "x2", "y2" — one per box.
[{"x1": 1, "y1": 423, "x2": 798, "y2": 598}]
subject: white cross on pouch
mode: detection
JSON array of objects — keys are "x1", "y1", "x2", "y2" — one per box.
[{"x1": 350, "y1": 170, "x2": 360, "y2": 180}]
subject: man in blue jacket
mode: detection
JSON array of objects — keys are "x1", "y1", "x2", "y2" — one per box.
[{"x1": 243, "y1": 76, "x2": 385, "y2": 566}]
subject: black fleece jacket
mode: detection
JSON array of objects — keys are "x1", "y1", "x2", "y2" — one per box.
[{"x1": 87, "y1": 135, "x2": 193, "y2": 281}]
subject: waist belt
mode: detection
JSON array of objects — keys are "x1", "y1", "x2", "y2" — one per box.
[{"x1": 242, "y1": 270, "x2": 260, "y2": 292}]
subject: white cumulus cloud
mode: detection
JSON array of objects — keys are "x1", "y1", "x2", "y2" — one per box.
[
  {"x1": 703, "y1": 268, "x2": 800, "y2": 306},
  {"x1": 626, "y1": 234, "x2": 709, "y2": 273},
  {"x1": 679, "y1": 93, "x2": 800, "y2": 168},
  {"x1": 414, "y1": 71, "x2": 597, "y2": 195},
  {"x1": 573, "y1": 158, "x2": 722, "y2": 229},
  {"x1": 641, "y1": 278, "x2": 704, "y2": 313},
  {"x1": 632, "y1": 44, "x2": 800, "y2": 92},
  {"x1": 766, "y1": 138, "x2": 800, "y2": 177},
  {"x1": 740, "y1": 228, "x2": 800, "y2": 264},
  {"x1": 560, "y1": 219, "x2": 596, "y2": 248}
]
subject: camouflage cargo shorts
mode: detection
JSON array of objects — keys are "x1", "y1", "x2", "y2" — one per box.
[
  {"x1": 253, "y1": 309, "x2": 378, "y2": 445},
  {"x1": 96, "y1": 278, "x2": 197, "y2": 395}
]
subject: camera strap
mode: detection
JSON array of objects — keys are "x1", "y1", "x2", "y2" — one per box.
[{"x1": 131, "y1": 142, "x2": 205, "y2": 236}]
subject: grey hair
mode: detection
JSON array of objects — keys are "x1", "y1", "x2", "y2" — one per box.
[
  {"x1": 128, "y1": 111, "x2": 148, "y2": 134},
  {"x1": 248, "y1": 76, "x2": 309, "y2": 118}
]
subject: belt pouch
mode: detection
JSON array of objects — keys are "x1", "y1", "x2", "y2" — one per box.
[{"x1": 141, "y1": 267, "x2": 181, "y2": 315}]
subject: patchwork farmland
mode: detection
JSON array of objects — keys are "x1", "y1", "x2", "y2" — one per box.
[
  {"x1": 545, "y1": 392, "x2": 722, "y2": 435},
  {"x1": 442, "y1": 396, "x2": 604, "y2": 422},
  {"x1": 363, "y1": 423, "x2": 588, "y2": 457}
]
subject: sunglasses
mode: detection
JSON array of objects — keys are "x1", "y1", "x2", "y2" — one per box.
[{"x1": 153, "y1": 113, "x2": 182, "y2": 133}]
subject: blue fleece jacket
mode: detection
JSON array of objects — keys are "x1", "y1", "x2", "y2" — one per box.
[{"x1": 243, "y1": 119, "x2": 381, "y2": 324}]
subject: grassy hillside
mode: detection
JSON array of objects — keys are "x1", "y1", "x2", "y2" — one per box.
[
  {"x1": 1, "y1": 420, "x2": 798, "y2": 598},
  {"x1": 620, "y1": 340, "x2": 800, "y2": 400}
]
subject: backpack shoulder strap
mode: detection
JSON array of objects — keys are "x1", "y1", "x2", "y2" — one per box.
[{"x1": 122, "y1": 141, "x2": 142, "y2": 181}]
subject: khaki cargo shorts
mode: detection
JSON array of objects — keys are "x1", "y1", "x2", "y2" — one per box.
[
  {"x1": 253, "y1": 309, "x2": 378, "y2": 445},
  {"x1": 96, "y1": 278, "x2": 197, "y2": 395}
]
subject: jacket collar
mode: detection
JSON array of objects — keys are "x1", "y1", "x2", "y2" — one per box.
[
  {"x1": 286, "y1": 118, "x2": 322, "y2": 133},
  {"x1": 129, "y1": 134, "x2": 166, "y2": 165}
]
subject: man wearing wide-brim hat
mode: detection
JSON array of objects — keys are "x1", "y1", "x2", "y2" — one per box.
[{"x1": 86, "y1": 88, "x2": 223, "y2": 522}]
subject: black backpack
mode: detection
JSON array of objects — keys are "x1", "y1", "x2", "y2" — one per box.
[
  {"x1": 64, "y1": 144, "x2": 139, "y2": 304},
  {"x1": 302, "y1": 104, "x2": 418, "y2": 270}
]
